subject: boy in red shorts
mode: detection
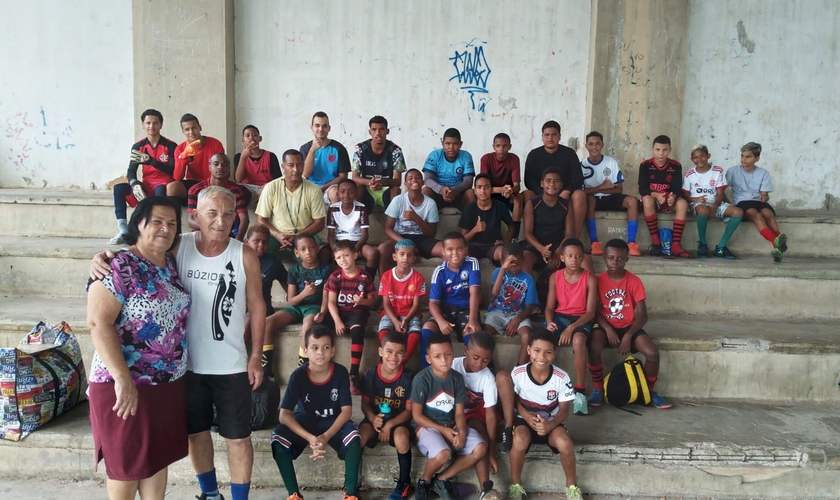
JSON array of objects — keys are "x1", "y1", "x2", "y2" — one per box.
[{"x1": 638, "y1": 135, "x2": 690, "y2": 258}]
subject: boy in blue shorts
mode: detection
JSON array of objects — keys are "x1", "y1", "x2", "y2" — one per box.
[
  {"x1": 725, "y1": 142, "x2": 788, "y2": 262},
  {"x1": 422, "y1": 128, "x2": 477, "y2": 209},
  {"x1": 545, "y1": 239, "x2": 598, "y2": 415},
  {"x1": 421, "y1": 232, "x2": 482, "y2": 366},
  {"x1": 267, "y1": 233, "x2": 330, "y2": 367},
  {"x1": 411, "y1": 333, "x2": 487, "y2": 500},
  {"x1": 271, "y1": 325, "x2": 361, "y2": 500},
  {"x1": 483, "y1": 243, "x2": 539, "y2": 365},
  {"x1": 358, "y1": 332, "x2": 415, "y2": 500}
]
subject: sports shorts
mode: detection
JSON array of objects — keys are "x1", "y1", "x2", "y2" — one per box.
[
  {"x1": 513, "y1": 416, "x2": 568, "y2": 454},
  {"x1": 280, "y1": 304, "x2": 322, "y2": 322},
  {"x1": 363, "y1": 186, "x2": 395, "y2": 210},
  {"x1": 360, "y1": 419, "x2": 413, "y2": 448},
  {"x1": 594, "y1": 194, "x2": 634, "y2": 212},
  {"x1": 186, "y1": 371, "x2": 251, "y2": 439},
  {"x1": 423, "y1": 305, "x2": 475, "y2": 341},
  {"x1": 491, "y1": 193, "x2": 513, "y2": 212},
  {"x1": 338, "y1": 309, "x2": 369, "y2": 327},
  {"x1": 271, "y1": 419, "x2": 360, "y2": 460},
  {"x1": 736, "y1": 200, "x2": 775, "y2": 215},
  {"x1": 400, "y1": 234, "x2": 440, "y2": 260},
  {"x1": 416, "y1": 426, "x2": 485, "y2": 459},
  {"x1": 595, "y1": 325, "x2": 649, "y2": 353},
  {"x1": 429, "y1": 190, "x2": 469, "y2": 210},
  {"x1": 689, "y1": 201, "x2": 732, "y2": 221},
  {"x1": 483, "y1": 309, "x2": 533, "y2": 333},
  {"x1": 468, "y1": 241, "x2": 502, "y2": 263},
  {"x1": 551, "y1": 313, "x2": 593, "y2": 338},
  {"x1": 378, "y1": 314, "x2": 423, "y2": 334}
]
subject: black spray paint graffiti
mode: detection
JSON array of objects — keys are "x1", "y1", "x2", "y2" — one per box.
[{"x1": 449, "y1": 38, "x2": 491, "y2": 112}]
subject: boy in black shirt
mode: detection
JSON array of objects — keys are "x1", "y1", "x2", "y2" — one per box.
[{"x1": 458, "y1": 173, "x2": 516, "y2": 264}]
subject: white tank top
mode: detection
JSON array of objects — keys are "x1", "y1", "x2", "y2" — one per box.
[{"x1": 177, "y1": 232, "x2": 248, "y2": 374}]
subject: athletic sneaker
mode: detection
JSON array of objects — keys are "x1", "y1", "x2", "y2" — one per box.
[
  {"x1": 343, "y1": 495, "x2": 359, "y2": 500},
  {"x1": 508, "y1": 483, "x2": 527, "y2": 500},
  {"x1": 285, "y1": 494, "x2": 302, "y2": 500},
  {"x1": 588, "y1": 388, "x2": 603, "y2": 407},
  {"x1": 573, "y1": 392, "x2": 588, "y2": 415},
  {"x1": 775, "y1": 233, "x2": 788, "y2": 253},
  {"x1": 109, "y1": 233, "x2": 126, "y2": 245},
  {"x1": 196, "y1": 494, "x2": 225, "y2": 500},
  {"x1": 696, "y1": 241, "x2": 709, "y2": 258},
  {"x1": 416, "y1": 479, "x2": 430, "y2": 500},
  {"x1": 431, "y1": 476, "x2": 455, "y2": 500},
  {"x1": 349, "y1": 374, "x2": 361, "y2": 395},
  {"x1": 771, "y1": 248, "x2": 784, "y2": 263},
  {"x1": 501, "y1": 426, "x2": 513, "y2": 453},
  {"x1": 627, "y1": 242, "x2": 642, "y2": 257},
  {"x1": 651, "y1": 392, "x2": 672, "y2": 409},
  {"x1": 389, "y1": 479, "x2": 411, "y2": 500},
  {"x1": 590, "y1": 241, "x2": 604, "y2": 256},
  {"x1": 714, "y1": 245, "x2": 737, "y2": 259},
  {"x1": 648, "y1": 243, "x2": 662, "y2": 257},
  {"x1": 565, "y1": 485, "x2": 583, "y2": 500},
  {"x1": 478, "y1": 480, "x2": 495, "y2": 500}
]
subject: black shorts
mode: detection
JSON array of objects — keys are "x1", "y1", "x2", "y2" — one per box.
[
  {"x1": 513, "y1": 417, "x2": 568, "y2": 454},
  {"x1": 525, "y1": 245, "x2": 566, "y2": 273},
  {"x1": 360, "y1": 419, "x2": 413, "y2": 448},
  {"x1": 429, "y1": 190, "x2": 469, "y2": 210},
  {"x1": 491, "y1": 193, "x2": 513, "y2": 212},
  {"x1": 186, "y1": 371, "x2": 252, "y2": 439},
  {"x1": 423, "y1": 305, "x2": 475, "y2": 341},
  {"x1": 339, "y1": 309, "x2": 369, "y2": 328},
  {"x1": 594, "y1": 194, "x2": 634, "y2": 212},
  {"x1": 595, "y1": 325, "x2": 649, "y2": 353},
  {"x1": 272, "y1": 419, "x2": 360, "y2": 460},
  {"x1": 402, "y1": 234, "x2": 440, "y2": 259},
  {"x1": 736, "y1": 200, "x2": 775, "y2": 215},
  {"x1": 468, "y1": 241, "x2": 502, "y2": 263},
  {"x1": 551, "y1": 313, "x2": 594, "y2": 339}
]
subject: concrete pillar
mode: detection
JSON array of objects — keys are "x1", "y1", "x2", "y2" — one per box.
[
  {"x1": 132, "y1": 0, "x2": 235, "y2": 151},
  {"x1": 586, "y1": 0, "x2": 690, "y2": 196}
]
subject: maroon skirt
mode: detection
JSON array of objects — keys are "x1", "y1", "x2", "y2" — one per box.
[{"x1": 89, "y1": 377, "x2": 188, "y2": 481}]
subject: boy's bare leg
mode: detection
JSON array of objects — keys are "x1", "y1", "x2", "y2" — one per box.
[
  {"x1": 572, "y1": 331, "x2": 588, "y2": 389},
  {"x1": 742, "y1": 208, "x2": 768, "y2": 232},
  {"x1": 548, "y1": 427, "x2": 577, "y2": 488},
  {"x1": 495, "y1": 371, "x2": 516, "y2": 428},
  {"x1": 469, "y1": 419, "x2": 493, "y2": 487},
  {"x1": 509, "y1": 425, "x2": 531, "y2": 484},
  {"x1": 633, "y1": 335, "x2": 660, "y2": 382},
  {"x1": 420, "y1": 449, "x2": 451, "y2": 482},
  {"x1": 762, "y1": 208, "x2": 781, "y2": 233},
  {"x1": 437, "y1": 442, "x2": 487, "y2": 480}
]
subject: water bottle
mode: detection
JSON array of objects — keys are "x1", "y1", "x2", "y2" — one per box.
[
  {"x1": 659, "y1": 228, "x2": 673, "y2": 257},
  {"x1": 378, "y1": 401, "x2": 392, "y2": 422}
]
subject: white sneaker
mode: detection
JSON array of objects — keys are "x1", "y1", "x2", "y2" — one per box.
[{"x1": 109, "y1": 233, "x2": 126, "y2": 245}]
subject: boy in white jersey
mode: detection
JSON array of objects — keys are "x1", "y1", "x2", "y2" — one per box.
[
  {"x1": 508, "y1": 328, "x2": 581, "y2": 500},
  {"x1": 581, "y1": 132, "x2": 641, "y2": 257},
  {"x1": 682, "y1": 145, "x2": 744, "y2": 258},
  {"x1": 327, "y1": 179, "x2": 380, "y2": 277}
]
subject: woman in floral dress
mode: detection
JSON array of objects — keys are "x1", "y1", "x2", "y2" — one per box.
[{"x1": 86, "y1": 196, "x2": 191, "y2": 500}]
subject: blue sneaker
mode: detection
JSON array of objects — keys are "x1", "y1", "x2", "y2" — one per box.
[
  {"x1": 651, "y1": 392, "x2": 672, "y2": 409},
  {"x1": 713, "y1": 245, "x2": 736, "y2": 259},
  {"x1": 697, "y1": 242, "x2": 709, "y2": 258},
  {"x1": 588, "y1": 388, "x2": 603, "y2": 407},
  {"x1": 389, "y1": 479, "x2": 411, "y2": 500}
]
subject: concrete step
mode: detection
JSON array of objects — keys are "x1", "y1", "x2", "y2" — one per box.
[
  {"x1": 1, "y1": 297, "x2": 838, "y2": 402},
  {"x1": 1, "y1": 400, "x2": 838, "y2": 499},
  {"x1": 2, "y1": 189, "x2": 839, "y2": 257},
  {"x1": 2, "y1": 235, "x2": 839, "y2": 320}
]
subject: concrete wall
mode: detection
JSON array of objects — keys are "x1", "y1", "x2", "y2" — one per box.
[
  {"x1": 234, "y1": 0, "x2": 592, "y2": 170},
  {"x1": 0, "y1": 1, "x2": 134, "y2": 189},
  {"x1": 680, "y1": 0, "x2": 840, "y2": 211}
]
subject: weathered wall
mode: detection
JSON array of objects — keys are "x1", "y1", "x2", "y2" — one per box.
[
  {"x1": 234, "y1": 0, "x2": 592, "y2": 170},
  {"x1": 0, "y1": 1, "x2": 134, "y2": 189},
  {"x1": 680, "y1": 0, "x2": 840, "y2": 211}
]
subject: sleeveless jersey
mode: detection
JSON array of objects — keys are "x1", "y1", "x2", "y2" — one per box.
[
  {"x1": 177, "y1": 232, "x2": 248, "y2": 374},
  {"x1": 531, "y1": 196, "x2": 569, "y2": 246},
  {"x1": 238, "y1": 151, "x2": 277, "y2": 185},
  {"x1": 554, "y1": 269, "x2": 591, "y2": 316}
]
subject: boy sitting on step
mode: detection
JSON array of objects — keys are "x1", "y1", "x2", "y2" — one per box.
[
  {"x1": 588, "y1": 239, "x2": 671, "y2": 409},
  {"x1": 327, "y1": 178, "x2": 380, "y2": 277},
  {"x1": 638, "y1": 135, "x2": 690, "y2": 258},
  {"x1": 378, "y1": 239, "x2": 427, "y2": 365},
  {"x1": 544, "y1": 238, "x2": 598, "y2": 416},
  {"x1": 271, "y1": 325, "x2": 362, "y2": 500},
  {"x1": 358, "y1": 332, "x2": 415, "y2": 500}
]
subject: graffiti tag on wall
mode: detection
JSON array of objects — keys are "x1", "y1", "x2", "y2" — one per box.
[
  {"x1": 449, "y1": 38, "x2": 491, "y2": 112},
  {"x1": 3, "y1": 107, "x2": 75, "y2": 173}
]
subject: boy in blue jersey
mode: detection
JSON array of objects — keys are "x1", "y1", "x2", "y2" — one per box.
[
  {"x1": 411, "y1": 334, "x2": 487, "y2": 500},
  {"x1": 420, "y1": 232, "x2": 482, "y2": 366},
  {"x1": 422, "y1": 128, "x2": 477, "y2": 209},
  {"x1": 359, "y1": 332, "x2": 415, "y2": 500},
  {"x1": 301, "y1": 111, "x2": 351, "y2": 204},
  {"x1": 271, "y1": 325, "x2": 361, "y2": 500},
  {"x1": 483, "y1": 243, "x2": 540, "y2": 365}
]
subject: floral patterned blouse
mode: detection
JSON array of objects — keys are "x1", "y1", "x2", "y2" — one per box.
[{"x1": 87, "y1": 249, "x2": 191, "y2": 385}]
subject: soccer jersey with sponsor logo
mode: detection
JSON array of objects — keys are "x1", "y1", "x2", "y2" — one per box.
[
  {"x1": 597, "y1": 270, "x2": 646, "y2": 329},
  {"x1": 300, "y1": 140, "x2": 351, "y2": 187},
  {"x1": 187, "y1": 179, "x2": 249, "y2": 214},
  {"x1": 233, "y1": 151, "x2": 281, "y2": 186},
  {"x1": 174, "y1": 136, "x2": 226, "y2": 181},
  {"x1": 360, "y1": 364, "x2": 413, "y2": 417},
  {"x1": 638, "y1": 158, "x2": 682, "y2": 197},
  {"x1": 423, "y1": 149, "x2": 475, "y2": 187},
  {"x1": 287, "y1": 263, "x2": 331, "y2": 307},
  {"x1": 409, "y1": 367, "x2": 466, "y2": 429},
  {"x1": 487, "y1": 269, "x2": 538, "y2": 315},
  {"x1": 479, "y1": 153, "x2": 521, "y2": 187},
  {"x1": 581, "y1": 155, "x2": 623, "y2": 198},
  {"x1": 384, "y1": 192, "x2": 440, "y2": 236},
  {"x1": 327, "y1": 201, "x2": 369, "y2": 242},
  {"x1": 725, "y1": 165, "x2": 774, "y2": 204},
  {"x1": 682, "y1": 166, "x2": 727, "y2": 205},
  {"x1": 127, "y1": 136, "x2": 177, "y2": 190},
  {"x1": 429, "y1": 257, "x2": 481, "y2": 309},
  {"x1": 511, "y1": 362, "x2": 575, "y2": 419},
  {"x1": 281, "y1": 362, "x2": 353, "y2": 421},
  {"x1": 352, "y1": 139, "x2": 407, "y2": 180},
  {"x1": 378, "y1": 267, "x2": 426, "y2": 318},
  {"x1": 325, "y1": 268, "x2": 375, "y2": 312},
  {"x1": 451, "y1": 357, "x2": 497, "y2": 413}
]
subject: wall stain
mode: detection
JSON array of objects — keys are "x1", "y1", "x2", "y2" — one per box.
[{"x1": 736, "y1": 20, "x2": 756, "y2": 54}]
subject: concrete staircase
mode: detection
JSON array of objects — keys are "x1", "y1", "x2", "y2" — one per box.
[{"x1": 1, "y1": 188, "x2": 839, "y2": 499}]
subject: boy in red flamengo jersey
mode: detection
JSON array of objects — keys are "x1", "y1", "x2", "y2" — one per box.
[
  {"x1": 168, "y1": 113, "x2": 226, "y2": 199},
  {"x1": 326, "y1": 239, "x2": 377, "y2": 394},
  {"x1": 544, "y1": 239, "x2": 598, "y2": 416},
  {"x1": 638, "y1": 135, "x2": 690, "y2": 258},
  {"x1": 588, "y1": 239, "x2": 671, "y2": 409},
  {"x1": 378, "y1": 239, "x2": 427, "y2": 365}
]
